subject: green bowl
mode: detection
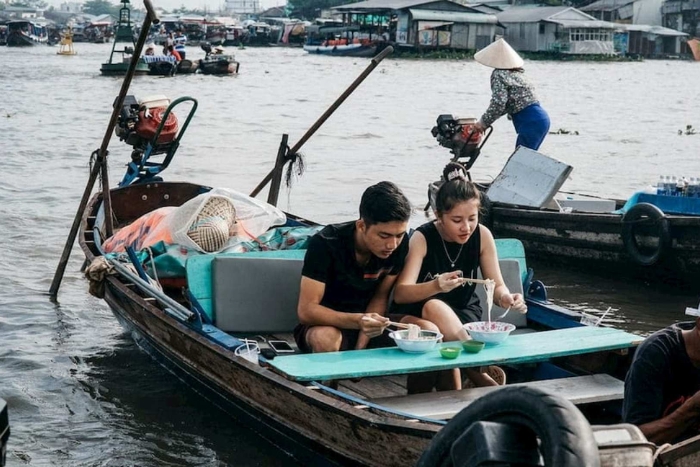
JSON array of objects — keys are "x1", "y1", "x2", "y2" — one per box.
[
  {"x1": 440, "y1": 346, "x2": 462, "y2": 359},
  {"x1": 462, "y1": 340, "x2": 485, "y2": 353}
]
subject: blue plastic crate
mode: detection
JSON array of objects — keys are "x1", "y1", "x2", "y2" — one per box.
[{"x1": 638, "y1": 193, "x2": 700, "y2": 216}]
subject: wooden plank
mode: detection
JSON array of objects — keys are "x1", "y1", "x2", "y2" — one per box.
[
  {"x1": 368, "y1": 374, "x2": 624, "y2": 420},
  {"x1": 658, "y1": 433, "x2": 700, "y2": 466},
  {"x1": 268, "y1": 327, "x2": 643, "y2": 382}
]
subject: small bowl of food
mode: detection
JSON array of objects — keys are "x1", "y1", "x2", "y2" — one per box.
[
  {"x1": 389, "y1": 329, "x2": 443, "y2": 353},
  {"x1": 440, "y1": 346, "x2": 462, "y2": 359},
  {"x1": 463, "y1": 322, "x2": 516, "y2": 345},
  {"x1": 461, "y1": 340, "x2": 485, "y2": 353}
]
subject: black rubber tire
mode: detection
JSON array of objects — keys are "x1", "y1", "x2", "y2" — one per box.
[
  {"x1": 621, "y1": 202, "x2": 671, "y2": 267},
  {"x1": 416, "y1": 386, "x2": 600, "y2": 467}
]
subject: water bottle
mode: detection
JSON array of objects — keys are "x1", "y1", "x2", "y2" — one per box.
[
  {"x1": 669, "y1": 176, "x2": 677, "y2": 196},
  {"x1": 657, "y1": 175, "x2": 666, "y2": 195},
  {"x1": 688, "y1": 177, "x2": 698, "y2": 198},
  {"x1": 677, "y1": 177, "x2": 686, "y2": 197}
]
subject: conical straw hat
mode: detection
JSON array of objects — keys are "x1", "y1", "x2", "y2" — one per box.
[
  {"x1": 187, "y1": 196, "x2": 236, "y2": 252},
  {"x1": 474, "y1": 38, "x2": 524, "y2": 69}
]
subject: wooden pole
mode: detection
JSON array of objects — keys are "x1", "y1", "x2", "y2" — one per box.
[
  {"x1": 249, "y1": 46, "x2": 394, "y2": 199},
  {"x1": 49, "y1": 0, "x2": 160, "y2": 298},
  {"x1": 267, "y1": 134, "x2": 289, "y2": 207}
]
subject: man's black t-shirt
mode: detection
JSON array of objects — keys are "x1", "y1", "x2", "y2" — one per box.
[
  {"x1": 622, "y1": 322, "x2": 700, "y2": 431},
  {"x1": 301, "y1": 221, "x2": 408, "y2": 313}
]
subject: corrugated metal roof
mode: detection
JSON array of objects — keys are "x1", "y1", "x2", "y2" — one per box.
[
  {"x1": 496, "y1": 6, "x2": 571, "y2": 22},
  {"x1": 616, "y1": 23, "x2": 688, "y2": 36},
  {"x1": 409, "y1": 8, "x2": 498, "y2": 23},
  {"x1": 548, "y1": 18, "x2": 616, "y2": 28},
  {"x1": 580, "y1": 0, "x2": 635, "y2": 12},
  {"x1": 334, "y1": 0, "x2": 449, "y2": 12}
]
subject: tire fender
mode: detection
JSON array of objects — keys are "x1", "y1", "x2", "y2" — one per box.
[
  {"x1": 417, "y1": 386, "x2": 600, "y2": 467},
  {"x1": 621, "y1": 202, "x2": 671, "y2": 267}
]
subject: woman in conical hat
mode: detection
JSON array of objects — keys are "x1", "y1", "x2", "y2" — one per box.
[{"x1": 473, "y1": 38, "x2": 550, "y2": 151}]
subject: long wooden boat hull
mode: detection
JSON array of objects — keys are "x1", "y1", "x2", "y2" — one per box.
[
  {"x1": 488, "y1": 203, "x2": 700, "y2": 286},
  {"x1": 100, "y1": 62, "x2": 150, "y2": 76},
  {"x1": 303, "y1": 43, "x2": 377, "y2": 57},
  {"x1": 80, "y1": 183, "x2": 436, "y2": 466},
  {"x1": 78, "y1": 181, "x2": 699, "y2": 465}
]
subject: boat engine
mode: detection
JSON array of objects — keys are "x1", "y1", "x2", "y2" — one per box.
[
  {"x1": 430, "y1": 114, "x2": 483, "y2": 160},
  {"x1": 114, "y1": 94, "x2": 198, "y2": 187},
  {"x1": 116, "y1": 95, "x2": 179, "y2": 151}
]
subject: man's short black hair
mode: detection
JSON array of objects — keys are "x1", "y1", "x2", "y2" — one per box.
[{"x1": 359, "y1": 181, "x2": 412, "y2": 226}]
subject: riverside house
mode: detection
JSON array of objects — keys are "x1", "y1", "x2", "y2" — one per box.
[
  {"x1": 496, "y1": 6, "x2": 616, "y2": 54},
  {"x1": 333, "y1": 0, "x2": 499, "y2": 50}
]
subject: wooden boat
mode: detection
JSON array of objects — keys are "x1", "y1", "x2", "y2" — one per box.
[
  {"x1": 53, "y1": 19, "x2": 699, "y2": 462},
  {"x1": 304, "y1": 24, "x2": 380, "y2": 57},
  {"x1": 484, "y1": 192, "x2": 700, "y2": 287},
  {"x1": 303, "y1": 42, "x2": 378, "y2": 57},
  {"x1": 427, "y1": 120, "x2": 700, "y2": 287},
  {"x1": 6, "y1": 20, "x2": 48, "y2": 46},
  {"x1": 198, "y1": 45, "x2": 239, "y2": 75}
]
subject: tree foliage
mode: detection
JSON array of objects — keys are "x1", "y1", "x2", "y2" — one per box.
[
  {"x1": 287, "y1": 0, "x2": 349, "y2": 21},
  {"x1": 10, "y1": 0, "x2": 48, "y2": 9},
  {"x1": 83, "y1": 0, "x2": 119, "y2": 16}
]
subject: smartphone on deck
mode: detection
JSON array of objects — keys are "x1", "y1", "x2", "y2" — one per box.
[{"x1": 269, "y1": 340, "x2": 295, "y2": 354}]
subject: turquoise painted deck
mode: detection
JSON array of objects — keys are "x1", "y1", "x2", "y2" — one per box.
[
  {"x1": 186, "y1": 250, "x2": 307, "y2": 320},
  {"x1": 267, "y1": 326, "x2": 643, "y2": 382}
]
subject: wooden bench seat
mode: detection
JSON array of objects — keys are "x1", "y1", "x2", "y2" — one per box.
[{"x1": 368, "y1": 374, "x2": 624, "y2": 420}]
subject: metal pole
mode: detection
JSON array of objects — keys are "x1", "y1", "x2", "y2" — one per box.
[
  {"x1": 49, "y1": 1, "x2": 160, "y2": 298},
  {"x1": 249, "y1": 46, "x2": 394, "y2": 198}
]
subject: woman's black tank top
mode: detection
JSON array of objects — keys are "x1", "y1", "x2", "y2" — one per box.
[{"x1": 413, "y1": 221, "x2": 483, "y2": 323}]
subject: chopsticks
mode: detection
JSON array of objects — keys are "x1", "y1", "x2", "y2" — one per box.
[{"x1": 460, "y1": 278, "x2": 495, "y2": 285}]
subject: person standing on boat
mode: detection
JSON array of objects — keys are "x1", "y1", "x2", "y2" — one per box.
[
  {"x1": 473, "y1": 38, "x2": 550, "y2": 151},
  {"x1": 394, "y1": 162, "x2": 527, "y2": 389},
  {"x1": 622, "y1": 310, "x2": 700, "y2": 444},
  {"x1": 295, "y1": 182, "x2": 438, "y2": 355},
  {"x1": 174, "y1": 29, "x2": 187, "y2": 60}
]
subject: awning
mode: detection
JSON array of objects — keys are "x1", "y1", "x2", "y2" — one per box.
[
  {"x1": 409, "y1": 9, "x2": 498, "y2": 24},
  {"x1": 547, "y1": 19, "x2": 616, "y2": 29}
]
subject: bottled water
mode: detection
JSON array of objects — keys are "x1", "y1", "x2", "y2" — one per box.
[{"x1": 657, "y1": 175, "x2": 666, "y2": 195}]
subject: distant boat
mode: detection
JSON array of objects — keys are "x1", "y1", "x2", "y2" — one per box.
[
  {"x1": 198, "y1": 44, "x2": 239, "y2": 75},
  {"x1": 303, "y1": 42, "x2": 377, "y2": 57},
  {"x1": 303, "y1": 25, "x2": 380, "y2": 57},
  {"x1": 6, "y1": 20, "x2": 48, "y2": 46},
  {"x1": 100, "y1": 0, "x2": 149, "y2": 76}
]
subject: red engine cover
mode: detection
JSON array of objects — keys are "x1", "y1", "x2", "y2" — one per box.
[
  {"x1": 135, "y1": 107, "x2": 179, "y2": 144},
  {"x1": 459, "y1": 122, "x2": 482, "y2": 146}
]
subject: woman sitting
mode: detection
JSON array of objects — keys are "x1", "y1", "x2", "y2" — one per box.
[{"x1": 394, "y1": 162, "x2": 526, "y2": 390}]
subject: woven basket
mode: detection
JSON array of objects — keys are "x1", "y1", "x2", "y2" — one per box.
[
  {"x1": 463, "y1": 365, "x2": 506, "y2": 388},
  {"x1": 187, "y1": 196, "x2": 236, "y2": 252}
]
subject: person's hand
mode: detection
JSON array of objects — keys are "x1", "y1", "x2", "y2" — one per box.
[
  {"x1": 359, "y1": 313, "x2": 389, "y2": 338},
  {"x1": 499, "y1": 293, "x2": 527, "y2": 313},
  {"x1": 474, "y1": 121, "x2": 487, "y2": 133},
  {"x1": 436, "y1": 271, "x2": 464, "y2": 293}
]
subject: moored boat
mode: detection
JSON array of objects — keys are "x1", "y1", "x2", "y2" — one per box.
[
  {"x1": 428, "y1": 116, "x2": 700, "y2": 287},
  {"x1": 51, "y1": 7, "x2": 700, "y2": 463},
  {"x1": 6, "y1": 20, "x2": 48, "y2": 46}
]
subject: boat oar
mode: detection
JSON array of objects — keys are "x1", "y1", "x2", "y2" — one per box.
[
  {"x1": 249, "y1": 46, "x2": 394, "y2": 199},
  {"x1": 49, "y1": 0, "x2": 160, "y2": 298}
]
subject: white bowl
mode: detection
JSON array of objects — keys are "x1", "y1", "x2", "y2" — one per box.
[
  {"x1": 464, "y1": 321, "x2": 516, "y2": 345},
  {"x1": 389, "y1": 330, "x2": 443, "y2": 353}
]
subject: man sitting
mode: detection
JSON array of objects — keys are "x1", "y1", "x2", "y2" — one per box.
[
  {"x1": 295, "y1": 181, "x2": 438, "y2": 355},
  {"x1": 622, "y1": 306, "x2": 700, "y2": 444}
]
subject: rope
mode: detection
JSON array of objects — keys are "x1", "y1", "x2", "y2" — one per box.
[
  {"x1": 652, "y1": 443, "x2": 673, "y2": 463},
  {"x1": 284, "y1": 148, "x2": 305, "y2": 189}
]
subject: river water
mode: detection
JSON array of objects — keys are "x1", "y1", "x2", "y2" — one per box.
[{"x1": 1, "y1": 42, "x2": 699, "y2": 466}]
